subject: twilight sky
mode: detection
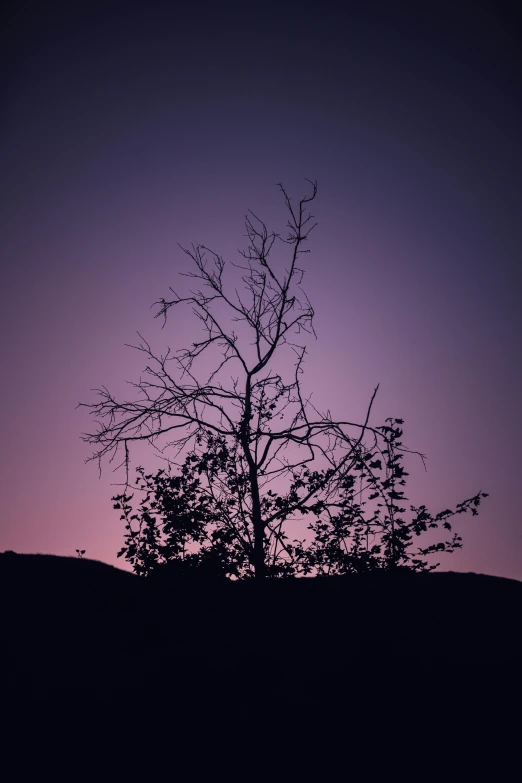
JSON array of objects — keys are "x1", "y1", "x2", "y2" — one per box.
[{"x1": 1, "y1": 0, "x2": 521, "y2": 579}]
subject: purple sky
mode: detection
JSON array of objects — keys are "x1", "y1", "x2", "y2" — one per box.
[{"x1": 1, "y1": 1, "x2": 521, "y2": 580}]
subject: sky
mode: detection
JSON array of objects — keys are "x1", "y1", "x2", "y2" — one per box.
[{"x1": 1, "y1": 0, "x2": 521, "y2": 580}]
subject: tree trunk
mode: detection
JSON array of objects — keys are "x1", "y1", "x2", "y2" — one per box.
[
  {"x1": 241, "y1": 375, "x2": 266, "y2": 579},
  {"x1": 250, "y1": 473, "x2": 266, "y2": 579}
]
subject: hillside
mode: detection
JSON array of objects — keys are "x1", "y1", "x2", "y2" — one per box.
[{"x1": 2, "y1": 551, "x2": 521, "y2": 705}]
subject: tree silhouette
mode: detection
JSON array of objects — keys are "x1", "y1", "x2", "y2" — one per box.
[{"x1": 81, "y1": 182, "x2": 487, "y2": 578}]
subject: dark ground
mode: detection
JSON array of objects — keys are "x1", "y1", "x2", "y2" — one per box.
[{"x1": 1, "y1": 551, "x2": 521, "y2": 751}]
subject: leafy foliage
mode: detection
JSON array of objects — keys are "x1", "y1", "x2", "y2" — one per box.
[{"x1": 113, "y1": 419, "x2": 487, "y2": 578}]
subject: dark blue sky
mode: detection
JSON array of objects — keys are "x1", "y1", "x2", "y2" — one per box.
[{"x1": 1, "y1": 0, "x2": 521, "y2": 578}]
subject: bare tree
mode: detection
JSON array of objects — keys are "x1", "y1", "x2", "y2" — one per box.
[{"x1": 81, "y1": 182, "x2": 486, "y2": 579}]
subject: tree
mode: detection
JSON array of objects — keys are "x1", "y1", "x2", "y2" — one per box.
[{"x1": 81, "y1": 181, "x2": 487, "y2": 579}]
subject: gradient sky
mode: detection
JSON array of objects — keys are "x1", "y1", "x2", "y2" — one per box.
[{"x1": 1, "y1": 0, "x2": 521, "y2": 580}]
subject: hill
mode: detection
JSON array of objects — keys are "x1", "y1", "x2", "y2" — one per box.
[{"x1": 2, "y1": 551, "x2": 521, "y2": 708}]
